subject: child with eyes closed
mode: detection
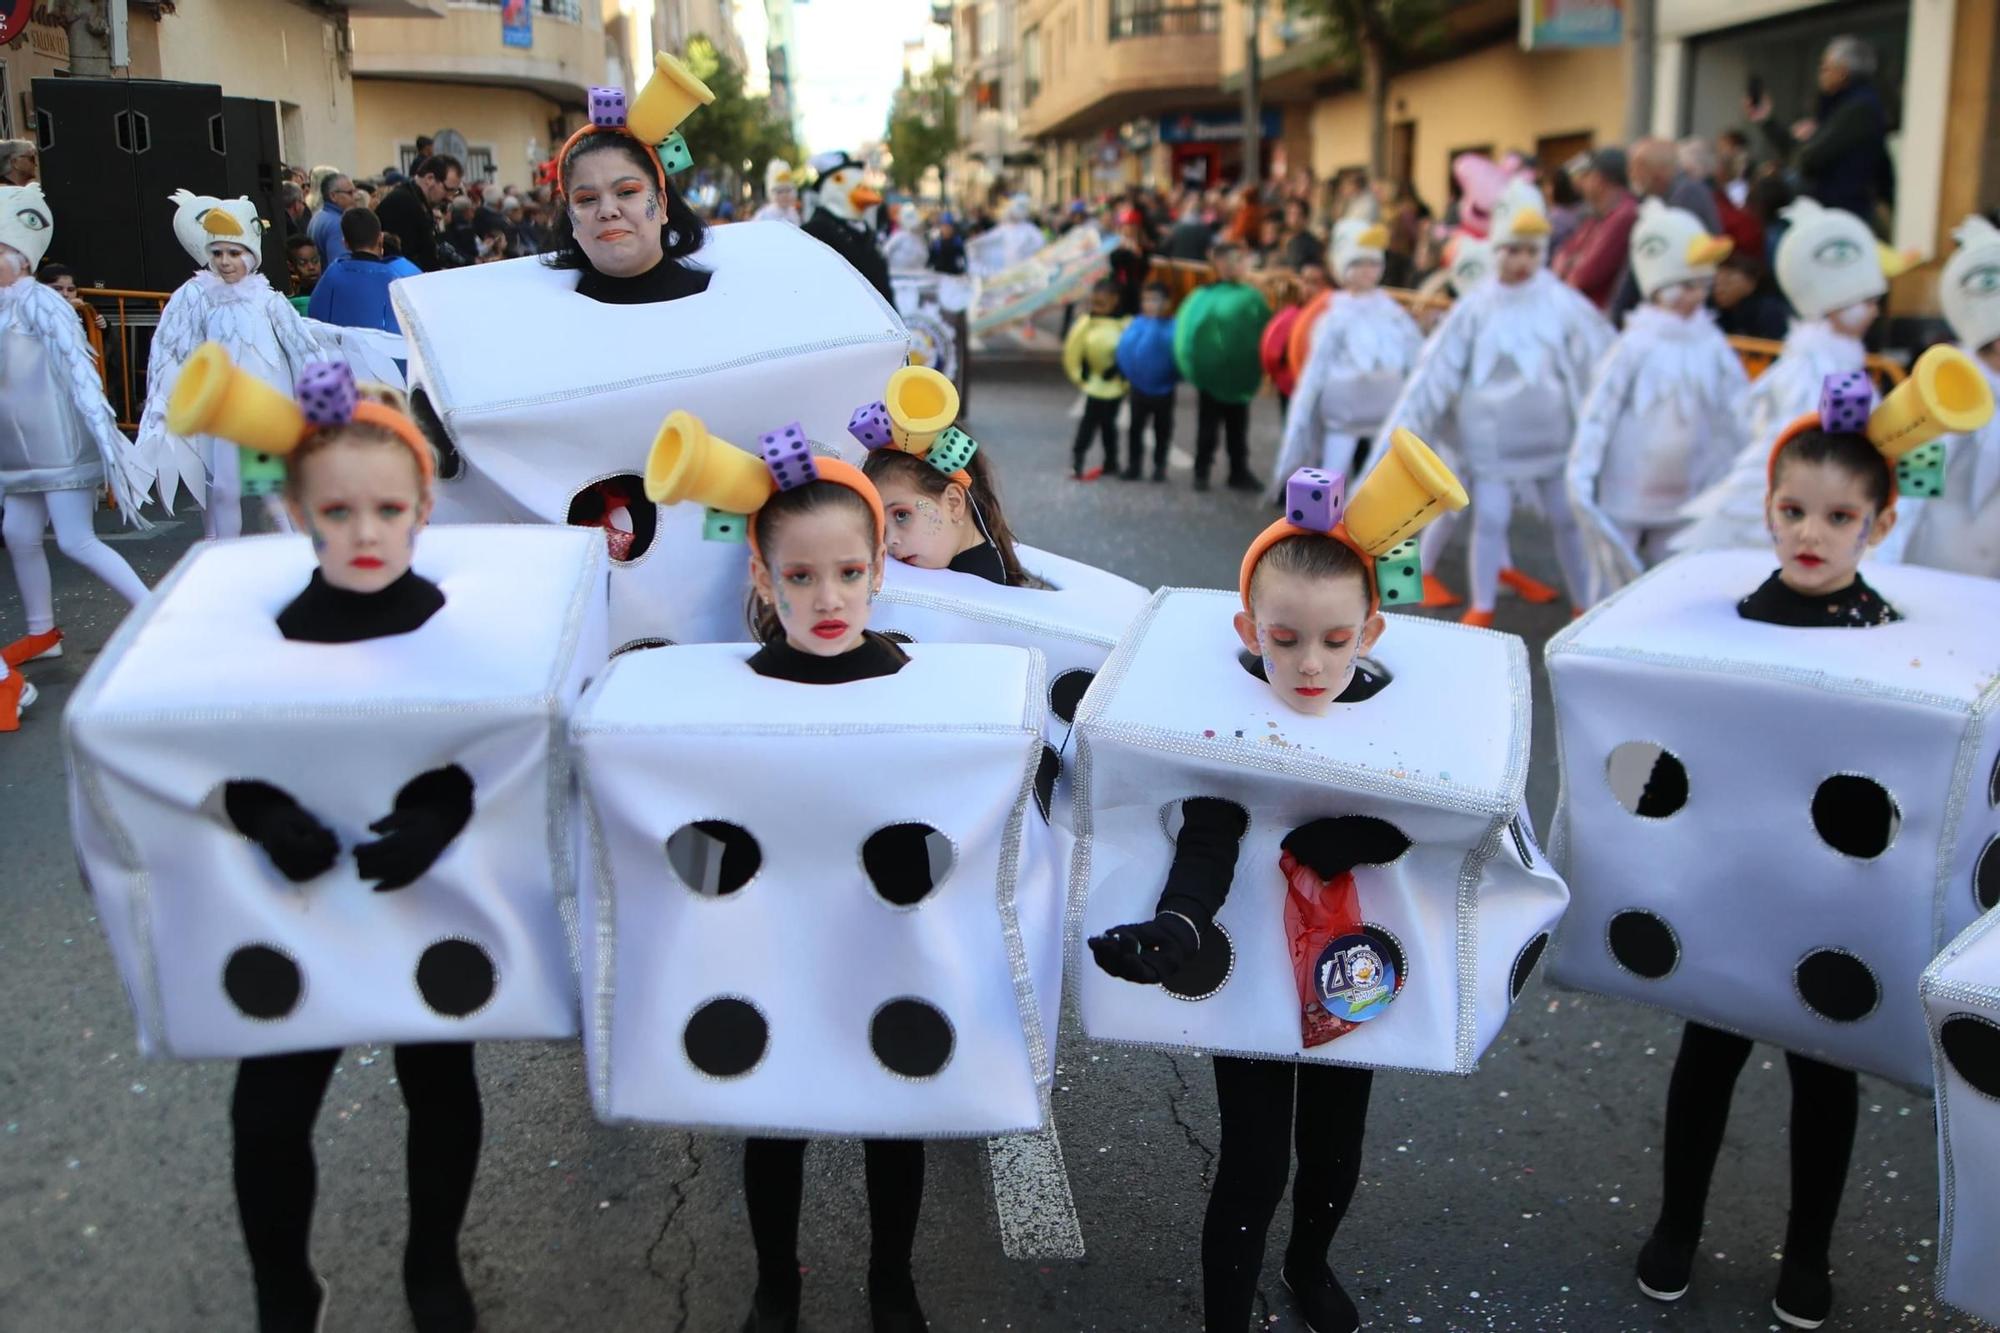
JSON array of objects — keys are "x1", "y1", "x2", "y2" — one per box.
[
  {"x1": 1088, "y1": 440, "x2": 1468, "y2": 1333},
  {"x1": 647, "y1": 416, "x2": 939, "y2": 1333},
  {"x1": 1632, "y1": 358, "x2": 1995, "y2": 1331},
  {"x1": 165, "y1": 344, "x2": 485, "y2": 1333}
]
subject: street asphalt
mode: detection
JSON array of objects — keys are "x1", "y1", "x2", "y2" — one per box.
[{"x1": 0, "y1": 357, "x2": 1983, "y2": 1332}]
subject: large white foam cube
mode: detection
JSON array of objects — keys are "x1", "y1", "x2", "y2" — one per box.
[
  {"x1": 1074, "y1": 590, "x2": 1568, "y2": 1073},
  {"x1": 571, "y1": 643, "x2": 1065, "y2": 1136},
  {"x1": 1547, "y1": 549, "x2": 2000, "y2": 1087},
  {"x1": 1923, "y1": 908, "x2": 2000, "y2": 1325},
  {"x1": 66, "y1": 527, "x2": 609, "y2": 1060},
  {"x1": 393, "y1": 223, "x2": 909, "y2": 651},
  {"x1": 876, "y1": 543, "x2": 1149, "y2": 824}
]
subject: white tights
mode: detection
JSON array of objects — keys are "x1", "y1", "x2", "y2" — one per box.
[
  {"x1": 202, "y1": 443, "x2": 293, "y2": 540},
  {"x1": 1467, "y1": 473, "x2": 1587, "y2": 612},
  {"x1": 3, "y1": 488, "x2": 150, "y2": 635}
]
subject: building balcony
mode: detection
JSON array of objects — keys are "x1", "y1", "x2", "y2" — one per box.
[
  {"x1": 1018, "y1": 1, "x2": 1223, "y2": 139},
  {"x1": 342, "y1": 0, "x2": 450, "y2": 17},
  {"x1": 350, "y1": 0, "x2": 603, "y2": 106}
]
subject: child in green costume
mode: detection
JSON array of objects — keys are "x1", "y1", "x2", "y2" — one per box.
[{"x1": 1174, "y1": 243, "x2": 1272, "y2": 492}]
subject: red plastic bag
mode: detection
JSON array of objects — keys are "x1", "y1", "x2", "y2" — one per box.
[{"x1": 1283, "y1": 849, "x2": 1402, "y2": 1048}]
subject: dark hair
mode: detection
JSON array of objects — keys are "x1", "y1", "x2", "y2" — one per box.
[
  {"x1": 341, "y1": 206, "x2": 384, "y2": 251},
  {"x1": 543, "y1": 134, "x2": 708, "y2": 271},
  {"x1": 1719, "y1": 249, "x2": 1765, "y2": 281},
  {"x1": 1772, "y1": 427, "x2": 1893, "y2": 511},
  {"x1": 1091, "y1": 277, "x2": 1120, "y2": 299},
  {"x1": 1746, "y1": 174, "x2": 1795, "y2": 226},
  {"x1": 287, "y1": 234, "x2": 317, "y2": 254},
  {"x1": 37, "y1": 262, "x2": 72, "y2": 285},
  {"x1": 413, "y1": 154, "x2": 460, "y2": 182},
  {"x1": 745, "y1": 480, "x2": 881, "y2": 643},
  {"x1": 859, "y1": 448, "x2": 1037, "y2": 587},
  {"x1": 1211, "y1": 241, "x2": 1245, "y2": 263},
  {"x1": 1142, "y1": 279, "x2": 1172, "y2": 299},
  {"x1": 1249, "y1": 533, "x2": 1371, "y2": 608}
]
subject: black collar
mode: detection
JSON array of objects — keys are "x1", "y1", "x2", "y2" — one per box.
[
  {"x1": 574, "y1": 256, "x2": 713, "y2": 305},
  {"x1": 275, "y1": 568, "x2": 447, "y2": 644},
  {"x1": 946, "y1": 541, "x2": 1010, "y2": 586},
  {"x1": 1737, "y1": 571, "x2": 1902, "y2": 628},
  {"x1": 747, "y1": 631, "x2": 910, "y2": 684},
  {"x1": 1238, "y1": 651, "x2": 1390, "y2": 702}
]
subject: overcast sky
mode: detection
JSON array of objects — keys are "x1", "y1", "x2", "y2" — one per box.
[{"x1": 787, "y1": 0, "x2": 943, "y2": 155}]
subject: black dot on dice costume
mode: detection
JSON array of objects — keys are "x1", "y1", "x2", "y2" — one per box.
[
  {"x1": 1512, "y1": 932, "x2": 1550, "y2": 999},
  {"x1": 1608, "y1": 909, "x2": 1679, "y2": 979},
  {"x1": 683, "y1": 997, "x2": 769, "y2": 1078},
  {"x1": 1794, "y1": 949, "x2": 1879, "y2": 1023},
  {"x1": 871, "y1": 998, "x2": 954, "y2": 1078},
  {"x1": 1942, "y1": 1015, "x2": 2000, "y2": 1099},
  {"x1": 416, "y1": 939, "x2": 496, "y2": 1018},
  {"x1": 225, "y1": 944, "x2": 304, "y2": 1020}
]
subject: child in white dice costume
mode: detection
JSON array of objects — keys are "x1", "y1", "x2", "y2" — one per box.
[
  {"x1": 166, "y1": 349, "x2": 483, "y2": 1333},
  {"x1": 1089, "y1": 443, "x2": 1469, "y2": 1333},
  {"x1": 1377, "y1": 182, "x2": 1612, "y2": 624},
  {"x1": 1628, "y1": 359, "x2": 1996, "y2": 1330},
  {"x1": 0, "y1": 183, "x2": 153, "y2": 683},
  {"x1": 137, "y1": 190, "x2": 403, "y2": 540},
  {"x1": 1567, "y1": 202, "x2": 1749, "y2": 604},
  {"x1": 1674, "y1": 200, "x2": 1906, "y2": 554}
]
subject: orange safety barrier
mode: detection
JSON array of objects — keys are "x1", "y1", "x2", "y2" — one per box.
[
  {"x1": 79, "y1": 288, "x2": 175, "y2": 432},
  {"x1": 1726, "y1": 335, "x2": 1906, "y2": 392},
  {"x1": 1146, "y1": 256, "x2": 1444, "y2": 320}
]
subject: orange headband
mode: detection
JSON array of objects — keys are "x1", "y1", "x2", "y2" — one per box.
[
  {"x1": 1240, "y1": 521, "x2": 1382, "y2": 616},
  {"x1": 556, "y1": 125, "x2": 669, "y2": 195},
  {"x1": 745, "y1": 456, "x2": 887, "y2": 566},
  {"x1": 328, "y1": 401, "x2": 437, "y2": 487}
]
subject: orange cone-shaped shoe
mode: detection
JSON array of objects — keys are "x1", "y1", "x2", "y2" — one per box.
[
  {"x1": 1498, "y1": 567, "x2": 1560, "y2": 604},
  {"x1": 3, "y1": 627, "x2": 63, "y2": 667},
  {"x1": 1459, "y1": 608, "x2": 1496, "y2": 629},
  {"x1": 1419, "y1": 574, "x2": 1462, "y2": 609},
  {"x1": 0, "y1": 670, "x2": 31, "y2": 733}
]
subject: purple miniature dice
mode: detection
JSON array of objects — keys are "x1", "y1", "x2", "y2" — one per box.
[
  {"x1": 760, "y1": 422, "x2": 817, "y2": 491},
  {"x1": 296, "y1": 361, "x2": 356, "y2": 428},
  {"x1": 587, "y1": 87, "x2": 628, "y2": 128},
  {"x1": 1285, "y1": 467, "x2": 1345, "y2": 531},
  {"x1": 1819, "y1": 372, "x2": 1873, "y2": 434},
  {"x1": 848, "y1": 401, "x2": 895, "y2": 451}
]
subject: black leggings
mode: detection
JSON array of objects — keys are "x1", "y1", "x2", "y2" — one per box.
[
  {"x1": 1129, "y1": 391, "x2": 1176, "y2": 473},
  {"x1": 1655, "y1": 1021, "x2": 1858, "y2": 1267},
  {"x1": 1193, "y1": 393, "x2": 1250, "y2": 481},
  {"x1": 233, "y1": 1043, "x2": 481, "y2": 1329},
  {"x1": 743, "y1": 1136, "x2": 926, "y2": 1304},
  {"x1": 1204, "y1": 1055, "x2": 1373, "y2": 1332},
  {"x1": 1073, "y1": 396, "x2": 1122, "y2": 472}
]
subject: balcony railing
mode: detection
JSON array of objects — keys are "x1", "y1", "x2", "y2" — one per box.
[
  {"x1": 452, "y1": 0, "x2": 584, "y2": 21},
  {"x1": 1108, "y1": 0, "x2": 1220, "y2": 40}
]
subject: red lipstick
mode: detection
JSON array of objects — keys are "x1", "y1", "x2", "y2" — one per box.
[
  {"x1": 1295, "y1": 686, "x2": 1327, "y2": 698},
  {"x1": 811, "y1": 620, "x2": 849, "y2": 640},
  {"x1": 351, "y1": 556, "x2": 384, "y2": 570}
]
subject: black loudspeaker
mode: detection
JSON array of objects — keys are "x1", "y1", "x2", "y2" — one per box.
[
  {"x1": 220, "y1": 97, "x2": 287, "y2": 277},
  {"x1": 34, "y1": 77, "x2": 226, "y2": 292}
]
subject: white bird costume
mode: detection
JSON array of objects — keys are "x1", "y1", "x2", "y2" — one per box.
[
  {"x1": 1891, "y1": 216, "x2": 2000, "y2": 577},
  {"x1": 1271, "y1": 221, "x2": 1424, "y2": 493},
  {"x1": 882, "y1": 202, "x2": 929, "y2": 272},
  {"x1": 1674, "y1": 200, "x2": 1894, "y2": 553},
  {"x1": 752, "y1": 159, "x2": 801, "y2": 226},
  {"x1": 1377, "y1": 182, "x2": 1612, "y2": 613},
  {"x1": 137, "y1": 190, "x2": 404, "y2": 538},
  {"x1": 1567, "y1": 202, "x2": 1749, "y2": 604},
  {"x1": 0, "y1": 183, "x2": 153, "y2": 665},
  {"x1": 967, "y1": 196, "x2": 1045, "y2": 276}
]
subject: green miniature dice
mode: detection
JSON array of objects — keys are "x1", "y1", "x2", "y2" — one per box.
[
  {"x1": 1373, "y1": 538, "x2": 1423, "y2": 609},
  {"x1": 1895, "y1": 441, "x2": 1946, "y2": 499},
  {"x1": 238, "y1": 447, "x2": 288, "y2": 498},
  {"x1": 656, "y1": 131, "x2": 694, "y2": 176},
  {"x1": 702, "y1": 506, "x2": 748, "y2": 543}
]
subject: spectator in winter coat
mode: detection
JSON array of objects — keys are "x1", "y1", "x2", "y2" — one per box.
[
  {"x1": 306, "y1": 206, "x2": 420, "y2": 334},
  {"x1": 1748, "y1": 36, "x2": 1893, "y2": 227},
  {"x1": 310, "y1": 172, "x2": 355, "y2": 266},
  {"x1": 374, "y1": 154, "x2": 461, "y2": 273},
  {"x1": 1553, "y1": 148, "x2": 1638, "y2": 313}
]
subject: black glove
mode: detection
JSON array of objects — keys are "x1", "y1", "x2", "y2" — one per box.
[
  {"x1": 1282, "y1": 815, "x2": 1412, "y2": 881},
  {"x1": 223, "y1": 780, "x2": 339, "y2": 883},
  {"x1": 1088, "y1": 913, "x2": 1201, "y2": 986},
  {"x1": 354, "y1": 765, "x2": 474, "y2": 892}
]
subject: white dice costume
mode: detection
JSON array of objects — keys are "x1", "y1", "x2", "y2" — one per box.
[
  {"x1": 1377, "y1": 183, "x2": 1612, "y2": 613},
  {"x1": 1674, "y1": 201, "x2": 1895, "y2": 555},
  {"x1": 1892, "y1": 216, "x2": 2000, "y2": 578},
  {"x1": 1567, "y1": 202, "x2": 1749, "y2": 605},
  {"x1": 393, "y1": 222, "x2": 907, "y2": 651},
  {"x1": 1922, "y1": 897, "x2": 2000, "y2": 1327},
  {"x1": 137, "y1": 190, "x2": 405, "y2": 539},
  {"x1": 1271, "y1": 221, "x2": 1425, "y2": 495},
  {"x1": 0, "y1": 184, "x2": 154, "y2": 658}
]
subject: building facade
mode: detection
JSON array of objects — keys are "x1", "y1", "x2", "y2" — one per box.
[{"x1": 950, "y1": 0, "x2": 1038, "y2": 207}]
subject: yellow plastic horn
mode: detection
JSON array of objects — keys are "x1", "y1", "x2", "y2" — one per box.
[
  {"x1": 627, "y1": 51, "x2": 717, "y2": 145},
  {"x1": 166, "y1": 341, "x2": 306, "y2": 453},
  {"x1": 885, "y1": 365, "x2": 960, "y2": 453},
  {"x1": 1343, "y1": 429, "x2": 1470, "y2": 556},
  {"x1": 1866, "y1": 344, "x2": 1996, "y2": 461},
  {"x1": 644, "y1": 410, "x2": 777, "y2": 512}
]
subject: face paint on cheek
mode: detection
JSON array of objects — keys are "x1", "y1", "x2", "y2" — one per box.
[
  {"x1": 776, "y1": 592, "x2": 793, "y2": 621},
  {"x1": 645, "y1": 194, "x2": 659, "y2": 221},
  {"x1": 1855, "y1": 513, "x2": 1874, "y2": 553},
  {"x1": 303, "y1": 515, "x2": 327, "y2": 553}
]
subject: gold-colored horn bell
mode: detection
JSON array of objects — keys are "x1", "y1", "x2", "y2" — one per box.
[
  {"x1": 644, "y1": 410, "x2": 776, "y2": 513},
  {"x1": 1867, "y1": 344, "x2": 1996, "y2": 461},
  {"x1": 628, "y1": 52, "x2": 717, "y2": 145},
  {"x1": 166, "y1": 342, "x2": 306, "y2": 453},
  {"x1": 1343, "y1": 429, "x2": 1470, "y2": 556},
  {"x1": 885, "y1": 365, "x2": 960, "y2": 453}
]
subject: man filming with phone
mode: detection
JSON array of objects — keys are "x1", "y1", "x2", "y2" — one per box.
[{"x1": 1745, "y1": 35, "x2": 1893, "y2": 231}]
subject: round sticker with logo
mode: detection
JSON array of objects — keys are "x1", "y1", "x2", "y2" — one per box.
[{"x1": 1314, "y1": 932, "x2": 1397, "y2": 1023}]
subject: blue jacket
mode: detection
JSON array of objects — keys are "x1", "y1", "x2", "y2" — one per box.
[
  {"x1": 307, "y1": 251, "x2": 420, "y2": 333},
  {"x1": 308, "y1": 204, "x2": 348, "y2": 265},
  {"x1": 1115, "y1": 315, "x2": 1179, "y2": 398}
]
